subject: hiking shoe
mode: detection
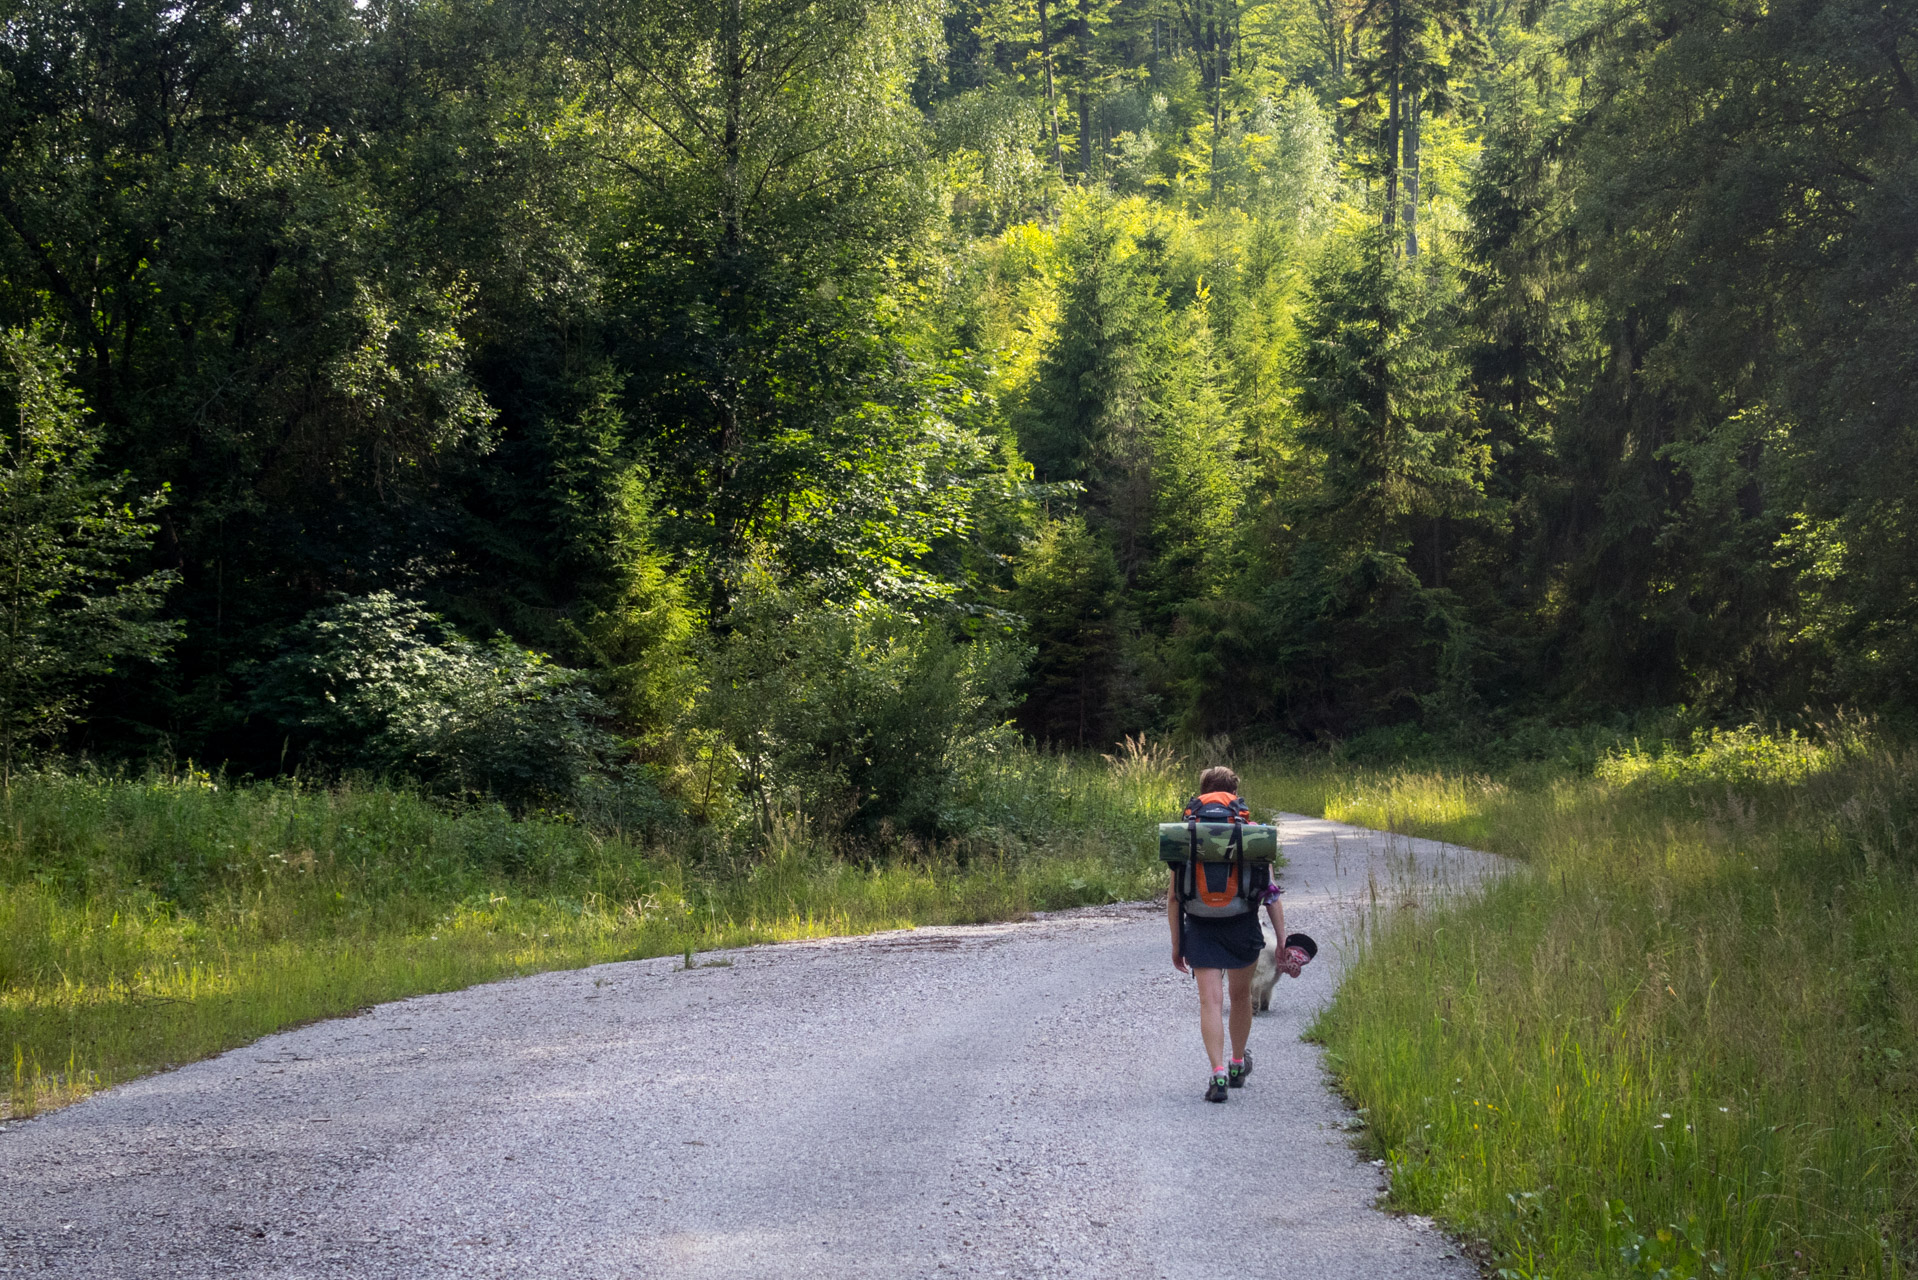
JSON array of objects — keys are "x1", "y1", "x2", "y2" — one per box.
[
  {"x1": 1228, "y1": 1054, "x2": 1252, "y2": 1088},
  {"x1": 1205, "y1": 1075, "x2": 1229, "y2": 1103}
]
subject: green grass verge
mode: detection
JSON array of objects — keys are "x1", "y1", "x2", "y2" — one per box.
[
  {"x1": 3, "y1": 748, "x2": 1187, "y2": 1117},
  {"x1": 1311, "y1": 729, "x2": 1917, "y2": 1279}
]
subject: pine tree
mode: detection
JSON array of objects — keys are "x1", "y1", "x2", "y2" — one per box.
[{"x1": 1011, "y1": 517, "x2": 1127, "y2": 745}]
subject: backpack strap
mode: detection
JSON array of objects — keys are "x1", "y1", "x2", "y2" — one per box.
[
  {"x1": 1181, "y1": 819, "x2": 1200, "y2": 904},
  {"x1": 1234, "y1": 821, "x2": 1262, "y2": 905}
]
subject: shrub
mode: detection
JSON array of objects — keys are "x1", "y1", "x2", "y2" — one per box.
[
  {"x1": 1593, "y1": 723, "x2": 1867, "y2": 789},
  {"x1": 699, "y1": 593, "x2": 1028, "y2": 843},
  {"x1": 249, "y1": 593, "x2": 622, "y2": 806}
]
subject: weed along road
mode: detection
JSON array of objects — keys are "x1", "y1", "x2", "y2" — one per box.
[{"x1": 0, "y1": 817, "x2": 1500, "y2": 1279}]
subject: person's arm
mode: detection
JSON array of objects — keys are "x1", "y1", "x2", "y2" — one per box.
[{"x1": 1168, "y1": 873, "x2": 1189, "y2": 974}]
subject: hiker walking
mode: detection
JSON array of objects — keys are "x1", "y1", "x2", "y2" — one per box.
[{"x1": 1166, "y1": 765, "x2": 1299, "y2": 1102}]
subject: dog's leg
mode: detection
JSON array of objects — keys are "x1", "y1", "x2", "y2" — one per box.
[
  {"x1": 1254, "y1": 954, "x2": 1275, "y2": 1011},
  {"x1": 1250, "y1": 919, "x2": 1278, "y2": 1013}
]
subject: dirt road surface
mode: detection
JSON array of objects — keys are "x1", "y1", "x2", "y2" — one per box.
[{"x1": 0, "y1": 816, "x2": 1500, "y2": 1279}]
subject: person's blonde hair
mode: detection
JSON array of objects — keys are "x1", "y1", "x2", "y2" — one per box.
[{"x1": 1198, "y1": 765, "x2": 1239, "y2": 793}]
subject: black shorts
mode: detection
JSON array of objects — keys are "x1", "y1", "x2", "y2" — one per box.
[{"x1": 1181, "y1": 910, "x2": 1265, "y2": 970}]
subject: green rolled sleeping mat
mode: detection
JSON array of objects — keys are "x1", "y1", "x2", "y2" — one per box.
[{"x1": 1157, "y1": 822, "x2": 1279, "y2": 864}]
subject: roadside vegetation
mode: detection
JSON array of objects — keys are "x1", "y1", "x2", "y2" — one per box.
[
  {"x1": 1315, "y1": 723, "x2": 1917, "y2": 1279},
  {"x1": 7, "y1": 723, "x2": 1916, "y2": 1279},
  {"x1": 2, "y1": 744, "x2": 1185, "y2": 1119}
]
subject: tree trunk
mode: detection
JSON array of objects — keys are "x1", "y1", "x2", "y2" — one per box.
[
  {"x1": 1211, "y1": 46, "x2": 1224, "y2": 199},
  {"x1": 1403, "y1": 87, "x2": 1421, "y2": 256},
  {"x1": 1382, "y1": 0, "x2": 1400, "y2": 232},
  {"x1": 1317, "y1": 0, "x2": 1346, "y2": 144},
  {"x1": 1079, "y1": 87, "x2": 1092, "y2": 179},
  {"x1": 720, "y1": 0, "x2": 743, "y2": 253},
  {"x1": 711, "y1": 0, "x2": 746, "y2": 621},
  {"x1": 1039, "y1": 0, "x2": 1066, "y2": 179},
  {"x1": 1179, "y1": 0, "x2": 1235, "y2": 199}
]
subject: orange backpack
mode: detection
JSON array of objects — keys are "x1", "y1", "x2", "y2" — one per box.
[{"x1": 1164, "y1": 792, "x2": 1274, "y2": 918}]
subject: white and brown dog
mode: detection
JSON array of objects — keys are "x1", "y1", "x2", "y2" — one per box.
[{"x1": 1250, "y1": 921, "x2": 1313, "y2": 1012}]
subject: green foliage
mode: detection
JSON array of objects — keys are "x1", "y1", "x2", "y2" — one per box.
[
  {"x1": 1474, "y1": 0, "x2": 1918, "y2": 715},
  {"x1": 4, "y1": 2, "x2": 1917, "y2": 1265},
  {"x1": 1012, "y1": 517, "x2": 1130, "y2": 744},
  {"x1": 1316, "y1": 735, "x2": 1918, "y2": 1277},
  {"x1": 250, "y1": 594, "x2": 621, "y2": 808},
  {"x1": 2, "y1": 749, "x2": 1170, "y2": 1116},
  {"x1": 698, "y1": 588, "x2": 1030, "y2": 839},
  {"x1": 1294, "y1": 229, "x2": 1483, "y2": 534},
  {"x1": 1004, "y1": 196, "x2": 1258, "y2": 737},
  {"x1": 1216, "y1": 88, "x2": 1341, "y2": 229},
  {"x1": 935, "y1": 88, "x2": 1063, "y2": 231},
  {"x1": 1184, "y1": 228, "x2": 1491, "y2": 739},
  {"x1": 583, "y1": 0, "x2": 965, "y2": 617},
  {"x1": 0, "y1": 0, "x2": 1908, "y2": 788},
  {"x1": 0, "y1": 331, "x2": 177, "y2": 780},
  {"x1": 0, "y1": 0, "x2": 567, "y2": 755},
  {"x1": 1016, "y1": 194, "x2": 1167, "y2": 501},
  {"x1": 1346, "y1": 0, "x2": 1485, "y2": 251},
  {"x1": 1592, "y1": 723, "x2": 1868, "y2": 790},
  {"x1": 564, "y1": 462, "x2": 700, "y2": 740}
]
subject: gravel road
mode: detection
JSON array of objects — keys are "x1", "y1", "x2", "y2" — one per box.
[{"x1": 1, "y1": 815, "x2": 1500, "y2": 1279}]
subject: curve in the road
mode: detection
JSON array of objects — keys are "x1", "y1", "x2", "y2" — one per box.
[{"x1": 0, "y1": 815, "x2": 1502, "y2": 1279}]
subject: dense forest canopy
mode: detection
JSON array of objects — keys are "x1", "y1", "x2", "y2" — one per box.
[{"x1": 0, "y1": 0, "x2": 1912, "y2": 824}]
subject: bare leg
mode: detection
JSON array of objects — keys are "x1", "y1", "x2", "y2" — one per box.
[
  {"x1": 1194, "y1": 968, "x2": 1226, "y2": 1072},
  {"x1": 1228, "y1": 966, "x2": 1254, "y2": 1059}
]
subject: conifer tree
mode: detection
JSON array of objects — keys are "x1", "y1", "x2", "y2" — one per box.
[{"x1": 1347, "y1": 0, "x2": 1481, "y2": 253}]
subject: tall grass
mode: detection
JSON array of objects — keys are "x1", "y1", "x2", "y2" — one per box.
[
  {"x1": 1313, "y1": 727, "x2": 1917, "y2": 1278},
  {"x1": 2, "y1": 746, "x2": 1184, "y2": 1118}
]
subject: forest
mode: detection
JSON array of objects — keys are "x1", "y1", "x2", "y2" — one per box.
[
  {"x1": 3, "y1": 0, "x2": 1912, "y2": 832},
  {"x1": 4, "y1": 0, "x2": 1918, "y2": 1269}
]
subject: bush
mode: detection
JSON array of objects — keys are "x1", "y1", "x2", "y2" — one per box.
[
  {"x1": 699, "y1": 593, "x2": 1029, "y2": 843},
  {"x1": 249, "y1": 593, "x2": 623, "y2": 806},
  {"x1": 1593, "y1": 723, "x2": 1868, "y2": 789}
]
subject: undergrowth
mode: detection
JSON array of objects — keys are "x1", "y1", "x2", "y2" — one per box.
[{"x1": 2, "y1": 744, "x2": 1186, "y2": 1118}]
